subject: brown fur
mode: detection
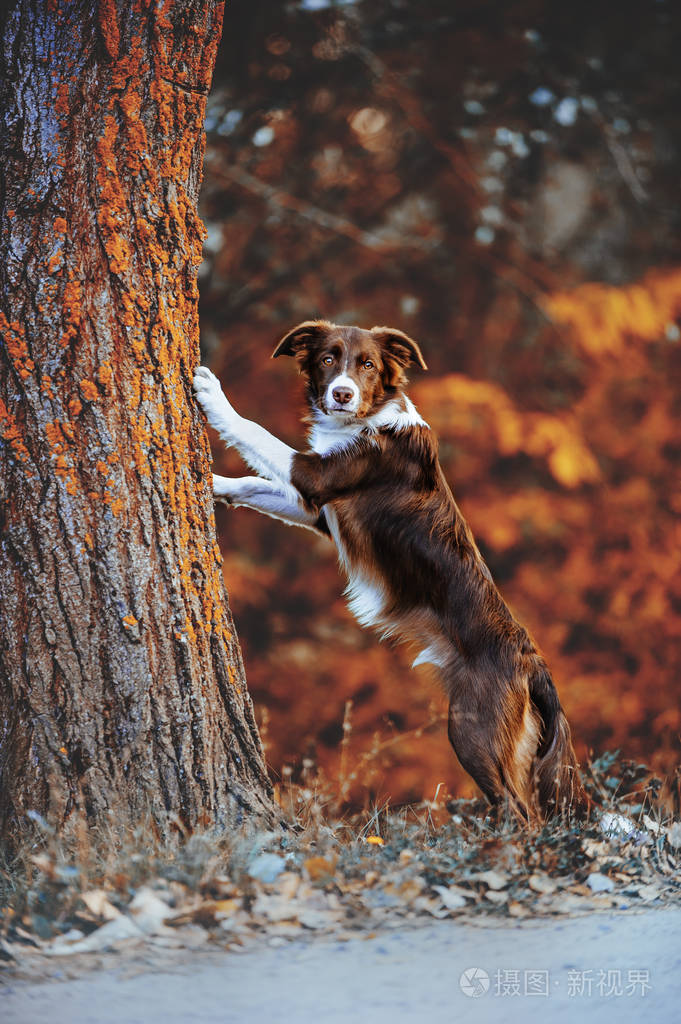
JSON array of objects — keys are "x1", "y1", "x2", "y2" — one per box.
[{"x1": 274, "y1": 321, "x2": 585, "y2": 822}]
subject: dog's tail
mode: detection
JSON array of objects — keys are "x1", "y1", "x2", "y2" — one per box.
[{"x1": 529, "y1": 664, "x2": 587, "y2": 818}]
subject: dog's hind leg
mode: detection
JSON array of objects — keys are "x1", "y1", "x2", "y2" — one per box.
[
  {"x1": 447, "y1": 702, "x2": 508, "y2": 808},
  {"x1": 447, "y1": 690, "x2": 539, "y2": 821}
]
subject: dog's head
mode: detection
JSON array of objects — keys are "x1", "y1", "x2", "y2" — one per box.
[{"x1": 272, "y1": 320, "x2": 427, "y2": 421}]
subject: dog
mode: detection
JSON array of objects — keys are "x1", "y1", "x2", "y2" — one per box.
[{"x1": 193, "y1": 320, "x2": 583, "y2": 821}]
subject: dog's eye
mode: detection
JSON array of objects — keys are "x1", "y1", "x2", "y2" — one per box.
[
  {"x1": 322, "y1": 355, "x2": 334, "y2": 366},
  {"x1": 363, "y1": 359, "x2": 374, "y2": 370}
]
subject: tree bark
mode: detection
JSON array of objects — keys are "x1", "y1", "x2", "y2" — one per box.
[{"x1": 0, "y1": 0, "x2": 276, "y2": 845}]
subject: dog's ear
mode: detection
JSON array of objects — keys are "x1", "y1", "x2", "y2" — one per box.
[
  {"x1": 272, "y1": 320, "x2": 332, "y2": 359},
  {"x1": 371, "y1": 326, "x2": 427, "y2": 386}
]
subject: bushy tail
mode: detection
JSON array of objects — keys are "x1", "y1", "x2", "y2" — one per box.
[{"x1": 529, "y1": 666, "x2": 587, "y2": 818}]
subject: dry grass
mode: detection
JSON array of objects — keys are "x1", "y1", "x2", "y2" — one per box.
[{"x1": 1, "y1": 738, "x2": 680, "y2": 968}]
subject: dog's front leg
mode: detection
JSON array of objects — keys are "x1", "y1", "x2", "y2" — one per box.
[
  {"x1": 193, "y1": 366, "x2": 296, "y2": 485},
  {"x1": 212, "y1": 474, "x2": 324, "y2": 533}
]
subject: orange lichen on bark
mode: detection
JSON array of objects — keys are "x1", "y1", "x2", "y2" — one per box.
[
  {"x1": 55, "y1": 78, "x2": 70, "y2": 118},
  {"x1": 0, "y1": 396, "x2": 32, "y2": 467},
  {"x1": 60, "y1": 278, "x2": 82, "y2": 347},
  {"x1": 102, "y1": 488, "x2": 124, "y2": 516},
  {"x1": 44, "y1": 420, "x2": 65, "y2": 449},
  {"x1": 44, "y1": 419, "x2": 79, "y2": 494},
  {"x1": 95, "y1": 115, "x2": 132, "y2": 274},
  {"x1": 118, "y1": 87, "x2": 149, "y2": 177},
  {"x1": 130, "y1": 413, "x2": 152, "y2": 477},
  {"x1": 97, "y1": 361, "x2": 114, "y2": 389},
  {"x1": 79, "y1": 379, "x2": 99, "y2": 402},
  {"x1": 1, "y1": 314, "x2": 35, "y2": 380},
  {"x1": 78, "y1": 0, "x2": 234, "y2": 655},
  {"x1": 47, "y1": 252, "x2": 63, "y2": 274},
  {"x1": 97, "y1": 0, "x2": 120, "y2": 62}
]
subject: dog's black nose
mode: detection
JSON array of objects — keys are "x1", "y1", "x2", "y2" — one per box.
[{"x1": 332, "y1": 387, "x2": 354, "y2": 405}]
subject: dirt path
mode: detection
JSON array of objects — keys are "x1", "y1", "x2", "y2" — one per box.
[{"x1": 3, "y1": 906, "x2": 679, "y2": 1023}]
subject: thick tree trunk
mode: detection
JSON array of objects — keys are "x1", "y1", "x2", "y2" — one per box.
[{"x1": 0, "y1": 0, "x2": 275, "y2": 844}]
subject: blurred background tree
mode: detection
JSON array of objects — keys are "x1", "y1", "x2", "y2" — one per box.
[{"x1": 198, "y1": 0, "x2": 681, "y2": 805}]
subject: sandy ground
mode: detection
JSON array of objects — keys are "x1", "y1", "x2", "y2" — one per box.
[{"x1": 3, "y1": 906, "x2": 680, "y2": 1024}]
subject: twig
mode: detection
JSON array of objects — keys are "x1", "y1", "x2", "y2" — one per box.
[{"x1": 209, "y1": 161, "x2": 429, "y2": 253}]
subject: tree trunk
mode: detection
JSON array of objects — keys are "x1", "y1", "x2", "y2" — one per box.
[{"x1": 0, "y1": 0, "x2": 276, "y2": 845}]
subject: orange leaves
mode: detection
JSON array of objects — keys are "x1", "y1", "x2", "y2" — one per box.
[
  {"x1": 545, "y1": 266, "x2": 681, "y2": 357},
  {"x1": 221, "y1": 265, "x2": 681, "y2": 802},
  {"x1": 525, "y1": 416, "x2": 600, "y2": 489},
  {"x1": 414, "y1": 374, "x2": 600, "y2": 490}
]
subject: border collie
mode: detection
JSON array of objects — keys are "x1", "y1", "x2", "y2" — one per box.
[{"x1": 193, "y1": 320, "x2": 583, "y2": 821}]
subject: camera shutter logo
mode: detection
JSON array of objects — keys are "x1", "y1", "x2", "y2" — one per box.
[{"x1": 460, "y1": 967, "x2": 490, "y2": 998}]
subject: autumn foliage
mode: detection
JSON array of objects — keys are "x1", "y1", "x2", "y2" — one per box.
[{"x1": 189, "y1": 0, "x2": 681, "y2": 808}]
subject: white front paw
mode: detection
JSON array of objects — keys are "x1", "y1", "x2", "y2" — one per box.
[
  {"x1": 212, "y1": 473, "x2": 236, "y2": 503},
  {"x1": 193, "y1": 366, "x2": 237, "y2": 428}
]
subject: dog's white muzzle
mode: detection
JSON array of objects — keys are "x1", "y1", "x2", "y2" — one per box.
[{"x1": 324, "y1": 375, "x2": 360, "y2": 416}]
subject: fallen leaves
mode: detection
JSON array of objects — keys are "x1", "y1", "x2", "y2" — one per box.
[
  {"x1": 303, "y1": 856, "x2": 337, "y2": 884},
  {"x1": 469, "y1": 869, "x2": 509, "y2": 891},
  {"x1": 3, "y1": 763, "x2": 681, "y2": 971},
  {"x1": 528, "y1": 874, "x2": 558, "y2": 895}
]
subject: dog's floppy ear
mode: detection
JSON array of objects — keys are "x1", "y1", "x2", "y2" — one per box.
[
  {"x1": 272, "y1": 320, "x2": 332, "y2": 359},
  {"x1": 371, "y1": 326, "x2": 427, "y2": 386}
]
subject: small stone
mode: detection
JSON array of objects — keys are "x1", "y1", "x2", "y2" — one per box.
[
  {"x1": 528, "y1": 874, "x2": 558, "y2": 895},
  {"x1": 248, "y1": 853, "x2": 286, "y2": 884},
  {"x1": 484, "y1": 889, "x2": 509, "y2": 905},
  {"x1": 432, "y1": 885, "x2": 467, "y2": 910},
  {"x1": 666, "y1": 821, "x2": 681, "y2": 848},
  {"x1": 587, "y1": 872, "x2": 615, "y2": 894},
  {"x1": 472, "y1": 870, "x2": 509, "y2": 890}
]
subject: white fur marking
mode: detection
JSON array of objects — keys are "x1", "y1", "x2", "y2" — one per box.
[
  {"x1": 309, "y1": 418, "x2": 368, "y2": 456},
  {"x1": 323, "y1": 505, "x2": 349, "y2": 571},
  {"x1": 324, "y1": 506, "x2": 386, "y2": 628},
  {"x1": 344, "y1": 571, "x2": 387, "y2": 629},
  {"x1": 325, "y1": 373, "x2": 360, "y2": 415},
  {"x1": 308, "y1": 397, "x2": 429, "y2": 456},
  {"x1": 412, "y1": 643, "x2": 448, "y2": 669},
  {"x1": 366, "y1": 395, "x2": 428, "y2": 432}
]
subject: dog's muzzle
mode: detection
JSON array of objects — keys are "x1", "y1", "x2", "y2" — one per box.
[{"x1": 325, "y1": 375, "x2": 360, "y2": 415}]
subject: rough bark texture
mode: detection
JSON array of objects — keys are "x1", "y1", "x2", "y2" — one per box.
[{"x1": 0, "y1": 0, "x2": 276, "y2": 844}]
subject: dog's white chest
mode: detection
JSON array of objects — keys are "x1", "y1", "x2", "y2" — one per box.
[{"x1": 323, "y1": 505, "x2": 387, "y2": 630}]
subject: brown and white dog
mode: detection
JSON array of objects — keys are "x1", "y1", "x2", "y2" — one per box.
[{"x1": 193, "y1": 320, "x2": 583, "y2": 821}]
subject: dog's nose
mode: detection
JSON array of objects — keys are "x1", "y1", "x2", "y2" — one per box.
[{"x1": 332, "y1": 387, "x2": 354, "y2": 405}]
